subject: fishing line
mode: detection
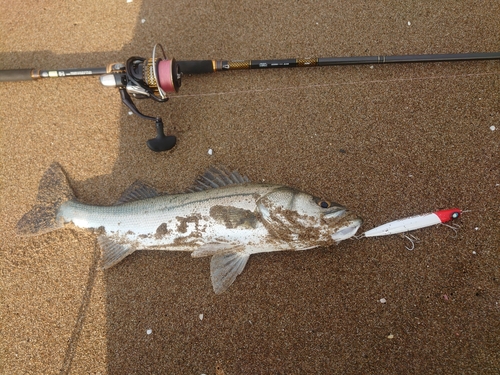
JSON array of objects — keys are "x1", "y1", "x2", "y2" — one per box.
[
  {"x1": 168, "y1": 71, "x2": 500, "y2": 100},
  {"x1": 60, "y1": 240, "x2": 101, "y2": 375}
]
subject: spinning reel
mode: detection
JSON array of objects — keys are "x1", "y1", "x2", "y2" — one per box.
[{"x1": 100, "y1": 44, "x2": 181, "y2": 152}]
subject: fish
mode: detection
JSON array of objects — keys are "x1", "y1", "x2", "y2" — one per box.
[{"x1": 16, "y1": 163, "x2": 362, "y2": 293}]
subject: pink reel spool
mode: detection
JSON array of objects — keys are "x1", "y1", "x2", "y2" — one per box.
[{"x1": 158, "y1": 58, "x2": 180, "y2": 93}]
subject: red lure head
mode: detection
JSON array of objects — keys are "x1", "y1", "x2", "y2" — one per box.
[{"x1": 435, "y1": 208, "x2": 462, "y2": 223}]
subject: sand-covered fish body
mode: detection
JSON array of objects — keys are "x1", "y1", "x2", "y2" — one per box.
[
  {"x1": 17, "y1": 164, "x2": 362, "y2": 293},
  {"x1": 57, "y1": 183, "x2": 278, "y2": 251}
]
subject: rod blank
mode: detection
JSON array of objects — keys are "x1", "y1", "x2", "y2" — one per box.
[
  {"x1": 1, "y1": 51, "x2": 499, "y2": 80},
  {"x1": 317, "y1": 52, "x2": 500, "y2": 65},
  {"x1": 179, "y1": 51, "x2": 500, "y2": 74}
]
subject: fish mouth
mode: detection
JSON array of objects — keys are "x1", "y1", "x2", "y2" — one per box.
[
  {"x1": 330, "y1": 218, "x2": 363, "y2": 242},
  {"x1": 323, "y1": 209, "x2": 346, "y2": 220}
]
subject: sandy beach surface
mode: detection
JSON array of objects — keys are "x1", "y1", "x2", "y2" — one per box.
[{"x1": 1, "y1": 1, "x2": 499, "y2": 374}]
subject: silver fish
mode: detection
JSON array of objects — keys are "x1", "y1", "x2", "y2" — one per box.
[{"x1": 17, "y1": 163, "x2": 362, "y2": 293}]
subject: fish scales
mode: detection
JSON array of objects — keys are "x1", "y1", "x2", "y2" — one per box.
[
  {"x1": 58, "y1": 184, "x2": 276, "y2": 250},
  {"x1": 17, "y1": 164, "x2": 362, "y2": 293}
]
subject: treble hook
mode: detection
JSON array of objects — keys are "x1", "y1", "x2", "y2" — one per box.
[
  {"x1": 441, "y1": 223, "x2": 461, "y2": 238},
  {"x1": 402, "y1": 234, "x2": 419, "y2": 251}
]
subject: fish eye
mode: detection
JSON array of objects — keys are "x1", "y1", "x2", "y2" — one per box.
[
  {"x1": 314, "y1": 197, "x2": 337, "y2": 209},
  {"x1": 317, "y1": 200, "x2": 331, "y2": 208},
  {"x1": 452, "y1": 212, "x2": 460, "y2": 219}
]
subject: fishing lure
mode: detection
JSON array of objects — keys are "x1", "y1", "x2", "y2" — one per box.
[
  {"x1": 360, "y1": 208, "x2": 462, "y2": 249},
  {"x1": 362, "y1": 208, "x2": 462, "y2": 237}
]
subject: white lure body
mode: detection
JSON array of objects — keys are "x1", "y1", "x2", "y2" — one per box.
[
  {"x1": 363, "y1": 213, "x2": 441, "y2": 237},
  {"x1": 362, "y1": 208, "x2": 462, "y2": 237}
]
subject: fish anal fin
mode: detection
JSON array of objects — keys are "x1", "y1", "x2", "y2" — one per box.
[
  {"x1": 98, "y1": 235, "x2": 137, "y2": 269},
  {"x1": 210, "y1": 251, "x2": 250, "y2": 294},
  {"x1": 115, "y1": 181, "x2": 160, "y2": 205}
]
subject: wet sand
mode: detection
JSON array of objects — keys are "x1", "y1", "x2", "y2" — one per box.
[{"x1": 1, "y1": 1, "x2": 499, "y2": 374}]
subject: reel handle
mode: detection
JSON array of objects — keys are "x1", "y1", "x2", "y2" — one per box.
[{"x1": 119, "y1": 88, "x2": 176, "y2": 152}]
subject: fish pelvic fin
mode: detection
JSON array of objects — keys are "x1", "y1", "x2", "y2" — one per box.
[
  {"x1": 16, "y1": 163, "x2": 75, "y2": 236},
  {"x1": 210, "y1": 251, "x2": 250, "y2": 294},
  {"x1": 98, "y1": 235, "x2": 137, "y2": 269}
]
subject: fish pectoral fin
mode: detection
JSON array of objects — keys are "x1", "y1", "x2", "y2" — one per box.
[
  {"x1": 191, "y1": 243, "x2": 244, "y2": 258},
  {"x1": 98, "y1": 235, "x2": 137, "y2": 269},
  {"x1": 210, "y1": 251, "x2": 250, "y2": 294}
]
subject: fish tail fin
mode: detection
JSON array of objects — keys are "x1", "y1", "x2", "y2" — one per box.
[{"x1": 16, "y1": 163, "x2": 75, "y2": 236}]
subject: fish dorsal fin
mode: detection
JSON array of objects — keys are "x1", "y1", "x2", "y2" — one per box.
[
  {"x1": 210, "y1": 251, "x2": 251, "y2": 294},
  {"x1": 115, "y1": 181, "x2": 160, "y2": 205},
  {"x1": 186, "y1": 166, "x2": 250, "y2": 193}
]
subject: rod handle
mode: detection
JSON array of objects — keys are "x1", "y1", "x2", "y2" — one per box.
[
  {"x1": 0, "y1": 69, "x2": 36, "y2": 82},
  {"x1": 177, "y1": 60, "x2": 214, "y2": 74}
]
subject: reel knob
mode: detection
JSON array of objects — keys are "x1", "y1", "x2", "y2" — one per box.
[{"x1": 146, "y1": 118, "x2": 177, "y2": 152}]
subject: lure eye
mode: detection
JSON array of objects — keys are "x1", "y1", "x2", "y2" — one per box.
[{"x1": 451, "y1": 212, "x2": 460, "y2": 219}]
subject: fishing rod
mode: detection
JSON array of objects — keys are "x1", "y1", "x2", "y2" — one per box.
[{"x1": 1, "y1": 44, "x2": 499, "y2": 152}]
